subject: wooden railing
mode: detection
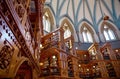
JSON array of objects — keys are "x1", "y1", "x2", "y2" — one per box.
[
  {"x1": 40, "y1": 27, "x2": 77, "y2": 77},
  {"x1": 41, "y1": 28, "x2": 62, "y2": 50},
  {"x1": 41, "y1": 27, "x2": 75, "y2": 55}
]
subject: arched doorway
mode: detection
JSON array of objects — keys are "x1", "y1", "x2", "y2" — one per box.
[{"x1": 14, "y1": 61, "x2": 32, "y2": 79}]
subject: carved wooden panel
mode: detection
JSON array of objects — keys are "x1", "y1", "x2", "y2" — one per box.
[{"x1": 0, "y1": 45, "x2": 12, "y2": 69}]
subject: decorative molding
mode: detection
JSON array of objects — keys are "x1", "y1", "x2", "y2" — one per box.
[
  {"x1": 0, "y1": 45, "x2": 12, "y2": 69},
  {"x1": 0, "y1": 0, "x2": 41, "y2": 73}
]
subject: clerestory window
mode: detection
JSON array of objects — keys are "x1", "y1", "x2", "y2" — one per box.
[
  {"x1": 103, "y1": 25, "x2": 116, "y2": 41},
  {"x1": 82, "y1": 27, "x2": 93, "y2": 43}
]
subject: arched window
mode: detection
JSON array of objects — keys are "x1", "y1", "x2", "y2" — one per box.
[
  {"x1": 63, "y1": 23, "x2": 71, "y2": 39},
  {"x1": 43, "y1": 12, "x2": 51, "y2": 33},
  {"x1": 103, "y1": 25, "x2": 116, "y2": 41},
  {"x1": 82, "y1": 27, "x2": 93, "y2": 43}
]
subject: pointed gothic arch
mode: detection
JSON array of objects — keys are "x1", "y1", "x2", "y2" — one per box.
[
  {"x1": 79, "y1": 22, "x2": 99, "y2": 43},
  {"x1": 14, "y1": 61, "x2": 33, "y2": 79},
  {"x1": 42, "y1": 7, "x2": 56, "y2": 35},
  {"x1": 99, "y1": 21, "x2": 120, "y2": 42},
  {"x1": 60, "y1": 18, "x2": 78, "y2": 41}
]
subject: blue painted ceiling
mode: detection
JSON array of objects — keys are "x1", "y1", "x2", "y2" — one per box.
[{"x1": 45, "y1": 0, "x2": 120, "y2": 32}]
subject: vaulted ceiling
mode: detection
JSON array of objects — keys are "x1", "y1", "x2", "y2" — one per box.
[
  {"x1": 44, "y1": 0, "x2": 120, "y2": 32},
  {"x1": 44, "y1": 0, "x2": 120, "y2": 50}
]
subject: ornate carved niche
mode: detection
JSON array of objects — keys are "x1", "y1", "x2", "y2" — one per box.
[
  {"x1": 88, "y1": 48, "x2": 97, "y2": 60},
  {"x1": 15, "y1": 0, "x2": 28, "y2": 8},
  {"x1": 13, "y1": 0, "x2": 29, "y2": 23},
  {"x1": 101, "y1": 48, "x2": 110, "y2": 60},
  {"x1": 15, "y1": 4, "x2": 25, "y2": 20},
  {"x1": 0, "y1": 2, "x2": 13, "y2": 25},
  {"x1": 21, "y1": 0, "x2": 28, "y2": 8},
  {"x1": 0, "y1": 0, "x2": 8, "y2": 15},
  {"x1": 0, "y1": 45, "x2": 13, "y2": 69},
  {"x1": 24, "y1": 25, "x2": 32, "y2": 43}
]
